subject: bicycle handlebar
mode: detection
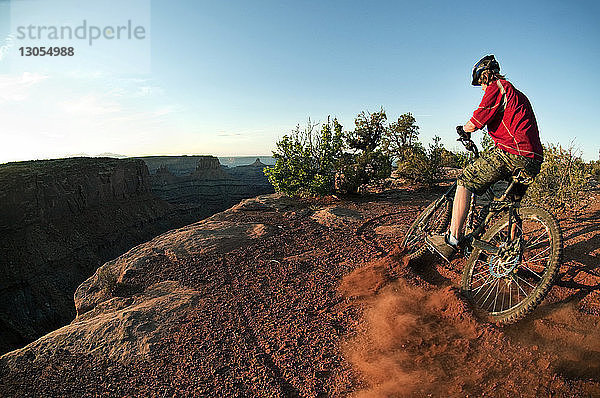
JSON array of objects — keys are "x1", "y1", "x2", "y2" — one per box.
[
  {"x1": 457, "y1": 136, "x2": 479, "y2": 158},
  {"x1": 455, "y1": 125, "x2": 479, "y2": 158}
]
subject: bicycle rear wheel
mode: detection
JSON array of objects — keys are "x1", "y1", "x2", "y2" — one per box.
[
  {"x1": 402, "y1": 197, "x2": 451, "y2": 260},
  {"x1": 461, "y1": 206, "x2": 562, "y2": 324}
]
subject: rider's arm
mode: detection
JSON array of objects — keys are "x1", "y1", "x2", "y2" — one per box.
[{"x1": 469, "y1": 83, "x2": 502, "y2": 130}]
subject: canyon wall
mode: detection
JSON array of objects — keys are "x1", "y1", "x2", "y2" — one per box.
[
  {"x1": 137, "y1": 155, "x2": 217, "y2": 176},
  {"x1": 0, "y1": 158, "x2": 177, "y2": 354},
  {"x1": 0, "y1": 155, "x2": 275, "y2": 355},
  {"x1": 140, "y1": 156, "x2": 275, "y2": 224}
]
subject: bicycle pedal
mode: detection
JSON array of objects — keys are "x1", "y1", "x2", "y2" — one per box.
[{"x1": 425, "y1": 237, "x2": 456, "y2": 263}]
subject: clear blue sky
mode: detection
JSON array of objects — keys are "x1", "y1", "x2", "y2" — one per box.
[{"x1": 0, "y1": 0, "x2": 598, "y2": 162}]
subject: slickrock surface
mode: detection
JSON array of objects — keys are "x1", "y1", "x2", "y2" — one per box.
[{"x1": 1, "y1": 190, "x2": 598, "y2": 397}]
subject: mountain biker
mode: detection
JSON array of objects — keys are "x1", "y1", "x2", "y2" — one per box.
[{"x1": 426, "y1": 54, "x2": 544, "y2": 261}]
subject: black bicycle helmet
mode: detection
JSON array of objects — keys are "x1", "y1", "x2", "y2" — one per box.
[{"x1": 471, "y1": 54, "x2": 500, "y2": 86}]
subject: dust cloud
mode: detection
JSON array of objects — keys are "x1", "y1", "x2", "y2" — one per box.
[{"x1": 337, "y1": 250, "x2": 586, "y2": 397}]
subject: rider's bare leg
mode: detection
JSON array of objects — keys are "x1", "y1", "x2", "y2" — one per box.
[{"x1": 450, "y1": 184, "x2": 472, "y2": 240}]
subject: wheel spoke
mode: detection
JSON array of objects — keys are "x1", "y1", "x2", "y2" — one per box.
[
  {"x1": 526, "y1": 239, "x2": 549, "y2": 251},
  {"x1": 473, "y1": 274, "x2": 496, "y2": 293},
  {"x1": 520, "y1": 265, "x2": 542, "y2": 279},
  {"x1": 524, "y1": 246, "x2": 551, "y2": 263},
  {"x1": 491, "y1": 280, "x2": 500, "y2": 311},
  {"x1": 511, "y1": 274, "x2": 529, "y2": 298},
  {"x1": 480, "y1": 278, "x2": 499, "y2": 308},
  {"x1": 472, "y1": 262, "x2": 491, "y2": 277},
  {"x1": 522, "y1": 224, "x2": 544, "y2": 237},
  {"x1": 471, "y1": 270, "x2": 492, "y2": 285},
  {"x1": 525, "y1": 230, "x2": 549, "y2": 249},
  {"x1": 514, "y1": 274, "x2": 537, "y2": 290}
]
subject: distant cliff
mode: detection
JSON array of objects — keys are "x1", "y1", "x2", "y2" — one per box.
[
  {"x1": 139, "y1": 156, "x2": 275, "y2": 224},
  {"x1": 226, "y1": 158, "x2": 273, "y2": 187},
  {"x1": 0, "y1": 158, "x2": 179, "y2": 354},
  {"x1": 137, "y1": 155, "x2": 217, "y2": 176}
]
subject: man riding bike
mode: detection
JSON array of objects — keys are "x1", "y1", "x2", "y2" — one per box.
[{"x1": 426, "y1": 54, "x2": 544, "y2": 261}]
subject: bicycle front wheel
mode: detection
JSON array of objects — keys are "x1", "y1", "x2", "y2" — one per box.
[
  {"x1": 461, "y1": 206, "x2": 562, "y2": 324},
  {"x1": 402, "y1": 197, "x2": 451, "y2": 260}
]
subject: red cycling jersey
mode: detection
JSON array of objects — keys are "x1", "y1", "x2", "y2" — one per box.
[{"x1": 470, "y1": 79, "x2": 543, "y2": 160}]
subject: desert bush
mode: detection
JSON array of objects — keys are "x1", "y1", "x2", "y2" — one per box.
[
  {"x1": 335, "y1": 109, "x2": 392, "y2": 194},
  {"x1": 440, "y1": 147, "x2": 457, "y2": 167},
  {"x1": 396, "y1": 144, "x2": 426, "y2": 178},
  {"x1": 440, "y1": 148, "x2": 472, "y2": 169},
  {"x1": 382, "y1": 112, "x2": 420, "y2": 163},
  {"x1": 481, "y1": 132, "x2": 495, "y2": 152},
  {"x1": 336, "y1": 150, "x2": 391, "y2": 193},
  {"x1": 455, "y1": 151, "x2": 473, "y2": 169},
  {"x1": 587, "y1": 160, "x2": 600, "y2": 181},
  {"x1": 347, "y1": 109, "x2": 388, "y2": 152},
  {"x1": 396, "y1": 136, "x2": 445, "y2": 185},
  {"x1": 265, "y1": 118, "x2": 345, "y2": 196},
  {"x1": 266, "y1": 111, "x2": 392, "y2": 196},
  {"x1": 524, "y1": 144, "x2": 589, "y2": 209},
  {"x1": 424, "y1": 136, "x2": 445, "y2": 183}
]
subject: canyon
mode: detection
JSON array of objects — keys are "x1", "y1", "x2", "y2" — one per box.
[
  {"x1": 140, "y1": 156, "x2": 274, "y2": 225},
  {"x1": 0, "y1": 155, "x2": 273, "y2": 355}
]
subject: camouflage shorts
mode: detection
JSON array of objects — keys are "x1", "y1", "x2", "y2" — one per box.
[{"x1": 457, "y1": 146, "x2": 542, "y2": 197}]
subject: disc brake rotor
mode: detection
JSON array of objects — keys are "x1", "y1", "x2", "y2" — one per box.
[{"x1": 488, "y1": 250, "x2": 520, "y2": 278}]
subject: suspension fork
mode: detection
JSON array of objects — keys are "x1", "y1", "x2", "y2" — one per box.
[{"x1": 509, "y1": 206, "x2": 523, "y2": 241}]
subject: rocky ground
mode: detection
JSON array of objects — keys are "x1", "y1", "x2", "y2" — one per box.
[{"x1": 0, "y1": 187, "x2": 598, "y2": 397}]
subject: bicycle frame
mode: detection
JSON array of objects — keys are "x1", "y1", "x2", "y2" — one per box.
[{"x1": 441, "y1": 137, "x2": 525, "y2": 257}]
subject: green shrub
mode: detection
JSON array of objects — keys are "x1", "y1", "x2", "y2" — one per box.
[
  {"x1": 347, "y1": 109, "x2": 388, "y2": 152},
  {"x1": 337, "y1": 109, "x2": 392, "y2": 193},
  {"x1": 481, "y1": 132, "x2": 495, "y2": 152},
  {"x1": 524, "y1": 144, "x2": 589, "y2": 210},
  {"x1": 588, "y1": 160, "x2": 600, "y2": 181},
  {"x1": 264, "y1": 118, "x2": 345, "y2": 196},
  {"x1": 396, "y1": 136, "x2": 446, "y2": 185},
  {"x1": 265, "y1": 111, "x2": 392, "y2": 196},
  {"x1": 336, "y1": 149, "x2": 391, "y2": 193},
  {"x1": 382, "y1": 112, "x2": 420, "y2": 164},
  {"x1": 455, "y1": 151, "x2": 473, "y2": 169},
  {"x1": 440, "y1": 148, "x2": 472, "y2": 169}
]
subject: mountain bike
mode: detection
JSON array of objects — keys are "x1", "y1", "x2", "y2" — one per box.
[{"x1": 401, "y1": 135, "x2": 562, "y2": 324}]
